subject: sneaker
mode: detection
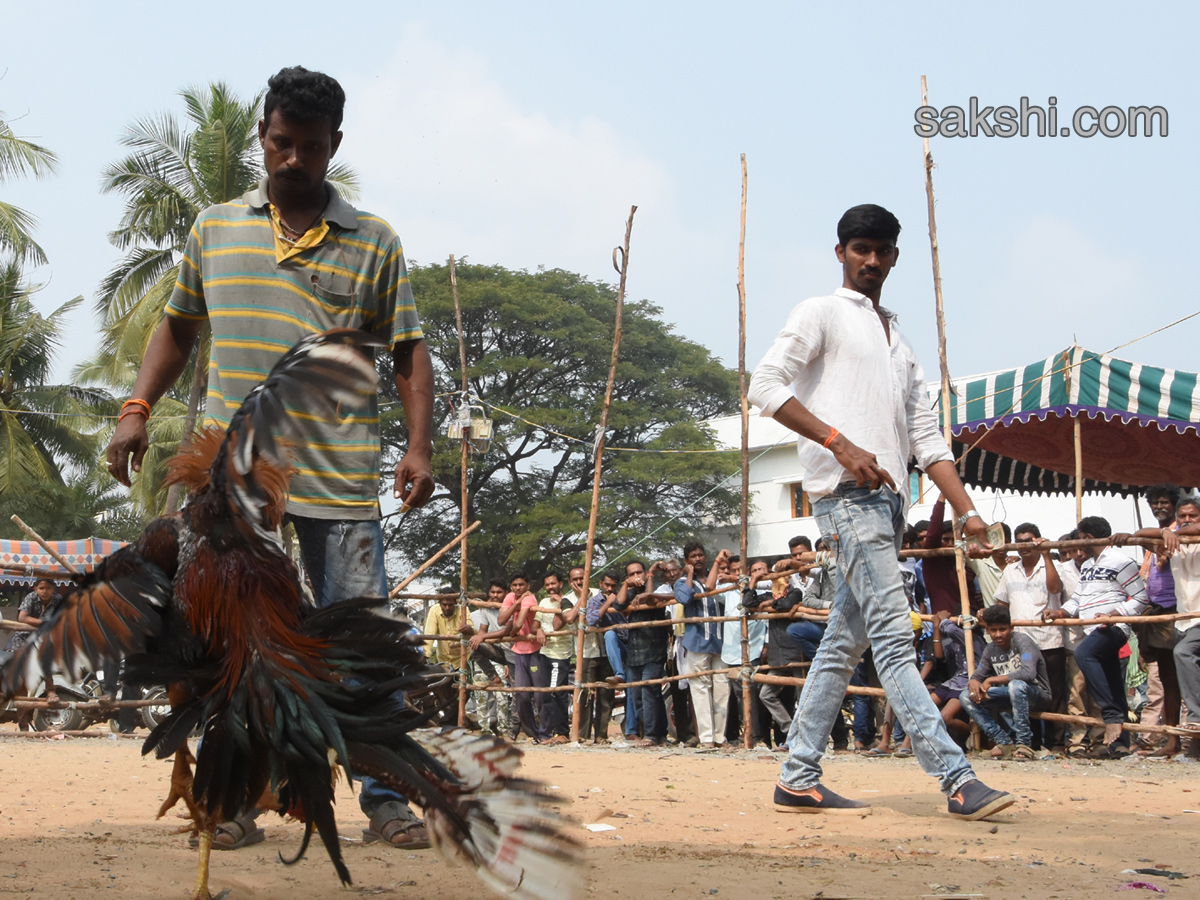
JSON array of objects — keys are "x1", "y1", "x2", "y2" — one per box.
[
  {"x1": 773, "y1": 783, "x2": 872, "y2": 815},
  {"x1": 947, "y1": 780, "x2": 1016, "y2": 821}
]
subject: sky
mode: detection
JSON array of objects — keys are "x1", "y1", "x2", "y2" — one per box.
[{"x1": 3, "y1": 1, "x2": 1196, "y2": 392}]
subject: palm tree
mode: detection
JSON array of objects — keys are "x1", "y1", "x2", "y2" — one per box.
[
  {"x1": 0, "y1": 108, "x2": 58, "y2": 265},
  {"x1": 0, "y1": 262, "x2": 112, "y2": 497},
  {"x1": 79, "y1": 82, "x2": 358, "y2": 512}
]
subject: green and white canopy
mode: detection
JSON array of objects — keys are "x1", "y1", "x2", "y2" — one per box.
[{"x1": 934, "y1": 346, "x2": 1200, "y2": 496}]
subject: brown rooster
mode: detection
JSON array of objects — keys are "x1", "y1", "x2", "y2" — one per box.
[{"x1": 1, "y1": 329, "x2": 579, "y2": 900}]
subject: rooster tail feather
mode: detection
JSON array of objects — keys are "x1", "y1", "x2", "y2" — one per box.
[
  {"x1": 278, "y1": 820, "x2": 314, "y2": 867},
  {"x1": 412, "y1": 730, "x2": 583, "y2": 900}
]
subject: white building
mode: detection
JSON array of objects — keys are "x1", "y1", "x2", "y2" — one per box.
[{"x1": 705, "y1": 412, "x2": 1145, "y2": 560}]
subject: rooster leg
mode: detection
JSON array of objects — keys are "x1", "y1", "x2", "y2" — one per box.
[
  {"x1": 191, "y1": 829, "x2": 213, "y2": 900},
  {"x1": 158, "y1": 746, "x2": 203, "y2": 831}
]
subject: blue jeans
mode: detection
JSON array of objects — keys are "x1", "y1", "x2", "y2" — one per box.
[
  {"x1": 627, "y1": 660, "x2": 668, "y2": 741},
  {"x1": 605, "y1": 630, "x2": 640, "y2": 737},
  {"x1": 959, "y1": 680, "x2": 1047, "y2": 747},
  {"x1": 292, "y1": 516, "x2": 412, "y2": 819},
  {"x1": 779, "y1": 486, "x2": 976, "y2": 796},
  {"x1": 1073, "y1": 626, "x2": 1131, "y2": 744},
  {"x1": 785, "y1": 620, "x2": 826, "y2": 661}
]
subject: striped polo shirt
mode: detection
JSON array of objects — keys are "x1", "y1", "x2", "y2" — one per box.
[{"x1": 165, "y1": 179, "x2": 423, "y2": 520}]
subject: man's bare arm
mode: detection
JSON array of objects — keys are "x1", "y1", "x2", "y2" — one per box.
[
  {"x1": 106, "y1": 316, "x2": 204, "y2": 485},
  {"x1": 392, "y1": 338, "x2": 436, "y2": 508}
]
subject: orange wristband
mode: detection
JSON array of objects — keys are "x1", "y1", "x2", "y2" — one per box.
[
  {"x1": 822, "y1": 427, "x2": 839, "y2": 449},
  {"x1": 119, "y1": 398, "x2": 151, "y2": 422}
]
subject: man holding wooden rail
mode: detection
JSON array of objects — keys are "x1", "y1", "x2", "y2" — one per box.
[{"x1": 748, "y1": 204, "x2": 1014, "y2": 821}]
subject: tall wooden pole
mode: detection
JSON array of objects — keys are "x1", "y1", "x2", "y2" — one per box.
[
  {"x1": 736, "y1": 154, "x2": 753, "y2": 749},
  {"x1": 450, "y1": 255, "x2": 471, "y2": 727},
  {"x1": 921, "y1": 75, "x2": 975, "y2": 676},
  {"x1": 570, "y1": 206, "x2": 638, "y2": 744}
]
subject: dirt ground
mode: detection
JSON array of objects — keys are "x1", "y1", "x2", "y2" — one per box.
[{"x1": 0, "y1": 724, "x2": 1197, "y2": 900}]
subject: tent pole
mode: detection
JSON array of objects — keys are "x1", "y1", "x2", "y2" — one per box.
[
  {"x1": 1074, "y1": 417, "x2": 1083, "y2": 522},
  {"x1": 921, "y1": 75, "x2": 975, "y2": 678}
]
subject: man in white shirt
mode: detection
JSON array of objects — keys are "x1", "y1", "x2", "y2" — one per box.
[
  {"x1": 748, "y1": 204, "x2": 1012, "y2": 821},
  {"x1": 1045, "y1": 516, "x2": 1149, "y2": 757},
  {"x1": 994, "y1": 522, "x2": 1068, "y2": 750}
]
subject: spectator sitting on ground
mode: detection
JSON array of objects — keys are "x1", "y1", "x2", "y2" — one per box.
[
  {"x1": 929, "y1": 609, "x2": 985, "y2": 746},
  {"x1": 961, "y1": 605, "x2": 1051, "y2": 760},
  {"x1": 5, "y1": 577, "x2": 62, "y2": 731}
]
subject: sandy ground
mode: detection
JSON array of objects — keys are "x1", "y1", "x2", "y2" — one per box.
[{"x1": 0, "y1": 724, "x2": 1197, "y2": 900}]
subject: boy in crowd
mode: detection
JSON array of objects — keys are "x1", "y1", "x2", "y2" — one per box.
[
  {"x1": 536, "y1": 571, "x2": 575, "y2": 744},
  {"x1": 928, "y1": 609, "x2": 985, "y2": 746},
  {"x1": 961, "y1": 605, "x2": 1051, "y2": 760},
  {"x1": 499, "y1": 573, "x2": 551, "y2": 743},
  {"x1": 461, "y1": 579, "x2": 515, "y2": 738}
]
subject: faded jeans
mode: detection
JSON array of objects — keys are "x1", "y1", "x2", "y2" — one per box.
[
  {"x1": 605, "y1": 630, "x2": 640, "y2": 737},
  {"x1": 292, "y1": 516, "x2": 415, "y2": 820},
  {"x1": 779, "y1": 486, "x2": 976, "y2": 796},
  {"x1": 959, "y1": 680, "x2": 1047, "y2": 748}
]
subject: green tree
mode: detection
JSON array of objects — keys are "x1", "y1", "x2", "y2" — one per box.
[
  {"x1": 380, "y1": 262, "x2": 741, "y2": 586},
  {"x1": 0, "y1": 473, "x2": 147, "y2": 542},
  {"x1": 0, "y1": 262, "x2": 112, "y2": 497},
  {"x1": 0, "y1": 109, "x2": 57, "y2": 265},
  {"x1": 77, "y1": 82, "x2": 358, "y2": 512}
]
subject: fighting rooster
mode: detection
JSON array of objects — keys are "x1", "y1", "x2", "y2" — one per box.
[{"x1": 0, "y1": 329, "x2": 579, "y2": 900}]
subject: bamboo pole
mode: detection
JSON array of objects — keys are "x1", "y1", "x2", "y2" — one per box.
[
  {"x1": 9, "y1": 516, "x2": 80, "y2": 574},
  {"x1": 0, "y1": 564, "x2": 73, "y2": 580},
  {"x1": 571, "y1": 205, "x2": 637, "y2": 744},
  {"x1": 1074, "y1": 417, "x2": 1084, "y2": 522},
  {"x1": 921, "y1": 75, "x2": 976, "y2": 679},
  {"x1": 450, "y1": 254, "x2": 471, "y2": 728},
  {"x1": 388, "y1": 521, "x2": 481, "y2": 599},
  {"x1": 737, "y1": 153, "x2": 753, "y2": 749}
]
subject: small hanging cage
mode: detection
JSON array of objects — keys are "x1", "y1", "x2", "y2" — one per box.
[{"x1": 446, "y1": 393, "x2": 493, "y2": 452}]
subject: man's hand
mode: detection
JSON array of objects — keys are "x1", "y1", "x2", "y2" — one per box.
[
  {"x1": 468, "y1": 632, "x2": 486, "y2": 652},
  {"x1": 392, "y1": 449, "x2": 435, "y2": 509},
  {"x1": 1042, "y1": 608, "x2": 1066, "y2": 622},
  {"x1": 106, "y1": 415, "x2": 150, "y2": 486},
  {"x1": 967, "y1": 678, "x2": 985, "y2": 703},
  {"x1": 534, "y1": 629, "x2": 547, "y2": 648},
  {"x1": 458, "y1": 622, "x2": 476, "y2": 637},
  {"x1": 1110, "y1": 532, "x2": 1133, "y2": 546},
  {"x1": 828, "y1": 433, "x2": 896, "y2": 491},
  {"x1": 962, "y1": 515, "x2": 992, "y2": 551}
]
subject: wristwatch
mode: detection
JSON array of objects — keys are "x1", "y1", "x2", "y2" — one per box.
[{"x1": 956, "y1": 509, "x2": 981, "y2": 528}]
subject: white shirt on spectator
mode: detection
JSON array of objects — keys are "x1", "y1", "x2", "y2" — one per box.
[
  {"x1": 994, "y1": 556, "x2": 1065, "y2": 650},
  {"x1": 1169, "y1": 544, "x2": 1200, "y2": 633},
  {"x1": 1059, "y1": 546, "x2": 1149, "y2": 636},
  {"x1": 748, "y1": 287, "x2": 953, "y2": 501}
]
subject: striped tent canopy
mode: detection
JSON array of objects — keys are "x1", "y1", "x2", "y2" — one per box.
[
  {"x1": 935, "y1": 346, "x2": 1200, "y2": 497},
  {"x1": 0, "y1": 538, "x2": 126, "y2": 587}
]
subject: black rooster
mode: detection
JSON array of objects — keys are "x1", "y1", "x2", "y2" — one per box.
[{"x1": 1, "y1": 329, "x2": 579, "y2": 900}]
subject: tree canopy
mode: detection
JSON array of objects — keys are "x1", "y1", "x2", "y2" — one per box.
[{"x1": 380, "y1": 262, "x2": 741, "y2": 585}]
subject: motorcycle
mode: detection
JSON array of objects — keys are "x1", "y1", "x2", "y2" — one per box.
[{"x1": 0, "y1": 670, "x2": 104, "y2": 732}]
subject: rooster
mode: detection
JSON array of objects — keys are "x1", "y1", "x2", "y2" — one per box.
[{"x1": 0, "y1": 329, "x2": 580, "y2": 900}]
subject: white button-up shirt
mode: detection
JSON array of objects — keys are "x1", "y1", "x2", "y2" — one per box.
[
  {"x1": 994, "y1": 556, "x2": 1066, "y2": 650},
  {"x1": 748, "y1": 287, "x2": 953, "y2": 500}
]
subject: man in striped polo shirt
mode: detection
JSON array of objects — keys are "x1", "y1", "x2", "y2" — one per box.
[{"x1": 107, "y1": 66, "x2": 435, "y2": 850}]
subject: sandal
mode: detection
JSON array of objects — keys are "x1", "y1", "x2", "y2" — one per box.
[
  {"x1": 1012, "y1": 744, "x2": 1035, "y2": 761},
  {"x1": 188, "y1": 813, "x2": 265, "y2": 850},
  {"x1": 363, "y1": 803, "x2": 431, "y2": 850},
  {"x1": 893, "y1": 747, "x2": 914, "y2": 758},
  {"x1": 988, "y1": 744, "x2": 1014, "y2": 760},
  {"x1": 865, "y1": 747, "x2": 892, "y2": 757}
]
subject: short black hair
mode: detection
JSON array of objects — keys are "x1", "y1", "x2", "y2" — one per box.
[
  {"x1": 1014, "y1": 522, "x2": 1041, "y2": 539},
  {"x1": 543, "y1": 570, "x2": 564, "y2": 582},
  {"x1": 1077, "y1": 516, "x2": 1112, "y2": 539},
  {"x1": 265, "y1": 66, "x2": 346, "y2": 133},
  {"x1": 625, "y1": 559, "x2": 647, "y2": 573},
  {"x1": 1144, "y1": 483, "x2": 1180, "y2": 505},
  {"x1": 508, "y1": 571, "x2": 528, "y2": 585},
  {"x1": 981, "y1": 605, "x2": 1011, "y2": 627},
  {"x1": 34, "y1": 577, "x2": 55, "y2": 588},
  {"x1": 788, "y1": 535, "x2": 812, "y2": 551},
  {"x1": 914, "y1": 519, "x2": 931, "y2": 533},
  {"x1": 682, "y1": 540, "x2": 706, "y2": 558},
  {"x1": 601, "y1": 569, "x2": 622, "y2": 584},
  {"x1": 837, "y1": 204, "x2": 901, "y2": 247},
  {"x1": 999, "y1": 522, "x2": 1012, "y2": 543},
  {"x1": 488, "y1": 578, "x2": 507, "y2": 591}
]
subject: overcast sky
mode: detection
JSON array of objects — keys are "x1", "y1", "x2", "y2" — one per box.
[{"x1": 3, "y1": 1, "x2": 1195, "y2": 390}]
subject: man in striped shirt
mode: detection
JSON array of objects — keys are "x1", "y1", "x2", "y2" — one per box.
[
  {"x1": 1045, "y1": 516, "x2": 1149, "y2": 757},
  {"x1": 107, "y1": 66, "x2": 435, "y2": 850}
]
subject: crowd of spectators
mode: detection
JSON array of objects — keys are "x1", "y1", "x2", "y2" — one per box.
[{"x1": 416, "y1": 483, "x2": 1200, "y2": 759}]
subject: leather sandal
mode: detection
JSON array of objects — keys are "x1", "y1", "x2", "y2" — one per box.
[
  {"x1": 188, "y1": 813, "x2": 265, "y2": 850},
  {"x1": 363, "y1": 806, "x2": 431, "y2": 850}
]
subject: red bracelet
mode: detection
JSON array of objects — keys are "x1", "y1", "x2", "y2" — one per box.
[{"x1": 822, "y1": 427, "x2": 839, "y2": 449}]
